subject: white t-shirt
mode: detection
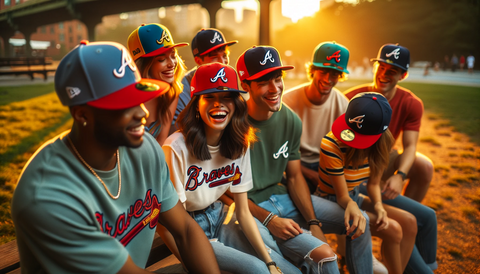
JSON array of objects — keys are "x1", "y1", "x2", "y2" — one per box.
[
  {"x1": 467, "y1": 55, "x2": 475, "y2": 68},
  {"x1": 163, "y1": 132, "x2": 253, "y2": 211},
  {"x1": 283, "y1": 84, "x2": 349, "y2": 163}
]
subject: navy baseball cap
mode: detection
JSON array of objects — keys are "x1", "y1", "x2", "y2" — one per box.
[
  {"x1": 236, "y1": 46, "x2": 294, "y2": 81},
  {"x1": 190, "y1": 63, "x2": 246, "y2": 97},
  {"x1": 55, "y1": 41, "x2": 170, "y2": 110},
  {"x1": 332, "y1": 92, "x2": 392, "y2": 149},
  {"x1": 191, "y1": 28, "x2": 238, "y2": 57},
  {"x1": 371, "y1": 43, "x2": 410, "y2": 71},
  {"x1": 312, "y1": 41, "x2": 350, "y2": 74}
]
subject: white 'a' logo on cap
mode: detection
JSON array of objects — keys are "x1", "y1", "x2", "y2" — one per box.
[
  {"x1": 210, "y1": 32, "x2": 222, "y2": 43},
  {"x1": 210, "y1": 67, "x2": 228, "y2": 83},
  {"x1": 156, "y1": 30, "x2": 170, "y2": 45},
  {"x1": 113, "y1": 48, "x2": 137, "y2": 78},
  {"x1": 386, "y1": 48, "x2": 400, "y2": 59},
  {"x1": 260, "y1": 50, "x2": 275, "y2": 65},
  {"x1": 66, "y1": 87, "x2": 81, "y2": 99},
  {"x1": 349, "y1": 115, "x2": 365, "y2": 129}
]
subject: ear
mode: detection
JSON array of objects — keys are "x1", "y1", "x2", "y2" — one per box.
[
  {"x1": 240, "y1": 82, "x2": 251, "y2": 93},
  {"x1": 400, "y1": 71, "x2": 409, "y2": 81},
  {"x1": 194, "y1": 56, "x2": 204, "y2": 66},
  {"x1": 70, "y1": 105, "x2": 91, "y2": 126}
]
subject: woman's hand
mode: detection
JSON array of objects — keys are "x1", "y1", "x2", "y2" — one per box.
[
  {"x1": 268, "y1": 264, "x2": 283, "y2": 274},
  {"x1": 374, "y1": 202, "x2": 389, "y2": 231},
  {"x1": 344, "y1": 200, "x2": 367, "y2": 240}
]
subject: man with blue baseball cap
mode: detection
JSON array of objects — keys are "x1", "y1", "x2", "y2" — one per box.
[
  {"x1": 11, "y1": 41, "x2": 220, "y2": 274},
  {"x1": 345, "y1": 43, "x2": 438, "y2": 274}
]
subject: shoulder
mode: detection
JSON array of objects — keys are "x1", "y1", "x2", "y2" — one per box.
[
  {"x1": 396, "y1": 86, "x2": 423, "y2": 107},
  {"x1": 163, "y1": 132, "x2": 186, "y2": 152},
  {"x1": 281, "y1": 104, "x2": 302, "y2": 125},
  {"x1": 344, "y1": 84, "x2": 372, "y2": 99},
  {"x1": 284, "y1": 84, "x2": 307, "y2": 100}
]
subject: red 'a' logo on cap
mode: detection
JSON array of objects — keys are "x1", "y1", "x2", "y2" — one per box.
[{"x1": 326, "y1": 50, "x2": 341, "y2": 63}]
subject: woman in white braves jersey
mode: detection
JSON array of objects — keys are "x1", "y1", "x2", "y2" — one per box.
[
  {"x1": 160, "y1": 63, "x2": 300, "y2": 274},
  {"x1": 127, "y1": 23, "x2": 188, "y2": 145}
]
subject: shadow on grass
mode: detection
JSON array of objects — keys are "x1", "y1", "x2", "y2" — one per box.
[{"x1": 0, "y1": 113, "x2": 71, "y2": 168}]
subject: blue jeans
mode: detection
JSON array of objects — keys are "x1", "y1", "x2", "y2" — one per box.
[
  {"x1": 258, "y1": 194, "x2": 372, "y2": 274},
  {"x1": 359, "y1": 182, "x2": 438, "y2": 274},
  {"x1": 192, "y1": 201, "x2": 301, "y2": 274}
]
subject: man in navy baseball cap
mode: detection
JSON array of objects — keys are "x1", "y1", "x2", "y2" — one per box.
[
  {"x1": 345, "y1": 43, "x2": 438, "y2": 273},
  {"x1": 12, "y1": 41, "x2": 220, "y2": 273}
]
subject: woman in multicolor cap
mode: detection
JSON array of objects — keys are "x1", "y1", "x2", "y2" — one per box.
[
  {"x1": 160, "y1": 63, "x2": 301, "y2": 274},
  {"x1": 127, "y1": 23, "x2": 188, "y2": 145},
  {"x1": 317, "y1": 92, "x2": 419, "y2": 274}
]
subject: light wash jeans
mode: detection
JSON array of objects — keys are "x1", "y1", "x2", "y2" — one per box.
[
  {"x1": 358, "y1": 182, "x2": 438, "y2": 274},
  {"x1": 191, "y1": 201, "x2": 301, "y2": 274},
  {"x1": 258, "y1": 193, "x2": 372, "y2": 274}
]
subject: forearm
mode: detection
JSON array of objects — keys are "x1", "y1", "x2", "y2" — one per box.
[
  {"x1": 366, "y1": 179, "x2": 383, "y2": 206},
  {"x1": 286, "y1": 173, "x2": 316, "y2": 221},
  {"x1": 247, "y1": 198, "x2": 271, "y2": 222},
  {"x1": 300, "y1": 164, "x2": 319, "y2": 183},
  {"x1": 156, "y1": 224, "x2": 183, "y2": 264},
  {"x1": 236, "y1": 207, "x2": 272, "y2": 264},
  {"x1": 398, "y1": 130, "x2": 419, "y2": 174}
]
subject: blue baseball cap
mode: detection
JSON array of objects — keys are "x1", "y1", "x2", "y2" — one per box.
[
  {"x1": 55, "y1": 41, "x2": 170, "y2": 110},
  {"x1": 371, "y1": 43, "x2": 410, "y2": 71},
  {"x1": 332, "y1": 92, "x2": 392, "y2": 149},
  {"x1": 127, "y1": 23, "x2": 188, "y2": 61},
  {"x1": 236, "y1": 46, "x2": 294, "y2": 81},
  {"x1": 191, "y1": 28, "x2": 237, "y2": 57}
]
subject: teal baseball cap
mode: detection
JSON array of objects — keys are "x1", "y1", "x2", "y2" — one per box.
[{"x1": 312, "y1": 41, "x2": 349, "y2": 74}]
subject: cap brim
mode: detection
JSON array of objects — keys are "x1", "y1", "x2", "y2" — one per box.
[
  {"x1": 142, "y1": 43, "x2": 189, "y2": 58},
  {"x1": 193, "y1": 87, "x2": 246, "y2": 96},
  {"x1": 331, "y1": 113, "x2": 381, "y2": 149},
  {"x1": 87, "y1": 78, "x2": 170, "y2": 110},
  {"x1": 199, "y1": 41, "x2": 238, "y2": 56},
  {"x1": 370, "y1": 58, "x2": 407, "y2": 71},
  {"x1": 245, "y1": 66, "x2": 294, "y2": 81},
  {"x1": 312, "y1": 62, "x2": 349, "y2": 74}
]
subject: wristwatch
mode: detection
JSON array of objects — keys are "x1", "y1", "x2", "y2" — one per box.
[
  {"x1": 266, "y1": 261, "x2": 283, "y2": 273},
  {"x1": 394, "y1": 170, "x2": 407, "y2": 180}
]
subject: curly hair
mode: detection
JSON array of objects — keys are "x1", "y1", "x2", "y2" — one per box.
[
  {"x1": 306, "y1": 62, "x2": 348, "y2": 82},
  {"x1": 177, "y1": 93, "x2": 256, "y2": 161}
]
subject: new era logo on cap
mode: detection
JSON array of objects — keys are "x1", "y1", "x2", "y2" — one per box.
[
  {"x1": 190, "y1": 63, "x2": 245, "y2": 97},
  {"x1": 236, "y1": 46, "x2": 294, "y2": 81},
  {"x1": 191, "y1": 28, "x2": 238, "y2": 56},
  {"x1": 371, "y1": 43, "x2": 410, "y2": 71}
]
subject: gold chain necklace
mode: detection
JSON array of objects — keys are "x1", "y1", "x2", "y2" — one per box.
[{"x1": 67, "y1": 135, "x2": 121, "y2": 199}]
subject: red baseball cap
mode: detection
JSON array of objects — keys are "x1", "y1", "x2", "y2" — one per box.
[{"x1": 190, "y1": 63, "x2": 246, "y2": 97}]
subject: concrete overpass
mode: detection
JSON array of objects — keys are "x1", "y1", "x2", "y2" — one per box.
[{"x1": 0, "y1": 0, "x2": 272, "y2": 57}]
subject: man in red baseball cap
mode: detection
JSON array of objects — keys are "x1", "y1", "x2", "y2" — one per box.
[{"x1": 11, "y1": 41, "x2": 220, "y2": 274}]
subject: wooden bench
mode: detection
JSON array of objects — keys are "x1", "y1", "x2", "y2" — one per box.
[
  {"x1": 0, "y1": 234, "x2": 177, "y2": 274},
  {"x1": 0, "y1": 57, "x2": 56, "y2": 81}
]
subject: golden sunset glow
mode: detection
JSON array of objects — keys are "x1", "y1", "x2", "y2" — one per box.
[{"x1": 281, "y1": 0, "x2": 320, "y2": 22}]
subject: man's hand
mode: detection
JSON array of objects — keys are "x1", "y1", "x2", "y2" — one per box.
[
  {"x1": 266, "y1": 217, "x2": 302, "y2": 241},
  {"x1": 309, "y1": 223, "x2": 327, "y2": 243},
  {"x1": 344, "y1": 200, "x2": 367, "y2": 240},
  {"x1": 382, "y1": 174, "x2": 405, "y2": 200}
]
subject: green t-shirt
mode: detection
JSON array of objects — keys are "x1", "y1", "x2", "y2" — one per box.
[
  {"x1": 248, "y1": 104, "x2": 302, "y2": 204},
  {"x1": 11, "y1": 131, "x2": 178, "y2": 273}
]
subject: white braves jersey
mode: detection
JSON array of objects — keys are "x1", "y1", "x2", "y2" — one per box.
[{"x1": 163, "y1": 132, "x2": 253, "y2": 211}]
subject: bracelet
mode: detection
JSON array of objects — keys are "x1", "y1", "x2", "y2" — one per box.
[
  {"x1": 266, "y1": 261, "x2": 283, "y2": 273},
  {"x1": 394, "y1": 170, "x2": 407, "y2": 180},
  {"x1": 307, "y1": 219, "x2": 322, "y2": 226},
  {"x1": 263, "y1": 213, "x2": 277, "y2": 227}
]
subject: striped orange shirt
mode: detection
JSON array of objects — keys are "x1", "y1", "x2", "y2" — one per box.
[{"x1": 318, "y1": 131, "x2": 370, "y2": 196}]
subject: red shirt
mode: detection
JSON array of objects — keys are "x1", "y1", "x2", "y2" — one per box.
[{"x1": 344, "y1": 84, "x2": 423, "y2": 140}]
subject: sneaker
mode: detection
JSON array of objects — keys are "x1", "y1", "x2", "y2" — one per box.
[{"x1": 373, "y1": 256, "x2": 388, "y2": 274}]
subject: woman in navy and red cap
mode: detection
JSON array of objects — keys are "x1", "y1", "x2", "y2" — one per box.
[
  {"x1": 127, "y1": 23, "x2": 188, "y2": 145},
  {"x1": 317, "y1": 92, "x2": 418, "y2": 274},
  {"x1": 159, "y1": 63, "x2": 303, "y2": 274}
]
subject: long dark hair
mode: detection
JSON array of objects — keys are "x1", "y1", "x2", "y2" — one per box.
[
  {"x1": 344, "y1": 129, "x2": 395, "y2": 178},
  {"x1": 177, "y1": 93, "x2": 256, "y2": 161}
]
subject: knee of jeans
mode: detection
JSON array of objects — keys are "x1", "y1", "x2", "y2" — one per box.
[{"x1": 305, "y1": 244, "x2": 337, "y2": 263}]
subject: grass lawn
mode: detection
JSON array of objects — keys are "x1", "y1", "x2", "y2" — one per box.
[{"x1": 0, "y1": 83, "x2": 55, "y2": 106}]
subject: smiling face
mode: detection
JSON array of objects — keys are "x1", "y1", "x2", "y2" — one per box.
[
  {"x1": 244, "y1": 71, "x2": 284, "y2": 116},
  {"x1": 90, "y1": 103, "x2": 149, "y2": 148},
  {"x1": 312, "y1": 67, "x2": 342, "y2": 95},
  {"x1": 373, "y1": 61, "x2": 406, "y2": 94},
  {"x1": 197, "y1": 46, "x2": 229, "y2": 65},
  {"x1": 198, "y1": 92, "x2": 236, "y2": 137},
  {"x1": 148, "y1": 48, "x2": 177, "y2": 84}
]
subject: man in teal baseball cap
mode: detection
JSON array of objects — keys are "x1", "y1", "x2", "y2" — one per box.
[{"x1": 284, "y1": 41, "x2": 389, "y2": 274}]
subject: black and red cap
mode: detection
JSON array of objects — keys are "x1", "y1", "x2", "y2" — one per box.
[
  {"x1": 236, "y1": 46, "x2": 294, "y2": 81},
  {"x1": 191, "y1": 28, "x2": 238, "y2": 57},
  {"x1": 332, "y1": 92, "x2": 392, "y2": 149},
  {"x1": 190, "y1": 63, "x2": 246, "y2": 97}
]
